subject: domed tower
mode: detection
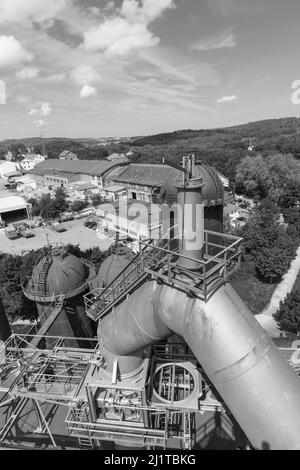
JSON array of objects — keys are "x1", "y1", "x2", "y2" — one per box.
[
  {"x1": 97, "y1": 246, "x2": 134, "y2": 289},
  {"x1": 158, "y1": 161, "x2": 225, "y2": 234},
  {"x1": 22, "y1": 246, "x2": 96, "y2": 345}
]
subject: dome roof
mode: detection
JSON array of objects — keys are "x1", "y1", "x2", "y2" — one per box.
[
  {"x1": 31, "y1": 250, "x2": 89, "y2": 298},
  {"x1": 97, "y1": 252, "x2": 133, "y2": 288},
  {"x1": 158, "y1": 164, "x2": 224, "y2": 207}
]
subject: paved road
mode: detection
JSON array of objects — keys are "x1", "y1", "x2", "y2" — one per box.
[
  {"x1": 0, "y1": 219, "x2": 114, "y2": 255},
  {"x1": 256, "y1": 245, "x2": 300, "y2": 338}
]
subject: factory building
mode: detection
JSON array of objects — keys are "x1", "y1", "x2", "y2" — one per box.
[
  {"x1": 0, "y1": 196, "x2": 30, "y2": 224},
  {"x1": 113, "y1": 161, "x2": 225, "y2": 234},
  {"x1": 19, "y1": 154, "x2": 45, "y2": 172},
  {"x1": 28, "y1": 159, "x2": 129, "y2": 191},
  {"x1": 0, "y1": 161, "x2": 20, "y2": 180}
]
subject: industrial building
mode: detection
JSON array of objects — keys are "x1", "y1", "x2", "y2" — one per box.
[
  {"x1": 19, "y1": 154, "x2": 45, "y2": 172},
  {"x1": 0, "y1": 155, "x2": 299, "y2": 451},
  {"x1": 28, "y1": 159, "x2": 128, "y2": 191},
  {"x1": 0, "y1": 195, "x2": 30, "y2": 224}
]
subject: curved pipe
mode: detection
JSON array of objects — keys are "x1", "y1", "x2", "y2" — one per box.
[{"x1": 98, "y1": 281, "x2": 300, "y2": 450}]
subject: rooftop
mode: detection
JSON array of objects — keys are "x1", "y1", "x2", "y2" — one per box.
[
  {"x1": 28, "y1": 159, "x2": 128, "y2": 178},
  {"x1": 114, "y1": 163, "x2": 178, "y2": 187},
  {"x1": 0, "y1": 196, "x2": 27, "y2": 213},
  {"x1": 72, "y1": 182, "x2": 98, "y2": 191},
  {"x1": 104, "y1": 184, "x2": 126, "y2": 192},
  {"x1": 114, "y1": 163, "x2": 225, "y2": 206}
]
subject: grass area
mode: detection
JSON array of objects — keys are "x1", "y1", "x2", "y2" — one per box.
[
  {"x1": 231, "y1": 262, "x2": 277, "y2": 314},
  {"x1": 291, "y1": 268, "x2": 300, "y2": 293}
]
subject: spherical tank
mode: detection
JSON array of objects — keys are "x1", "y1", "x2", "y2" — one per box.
[
  {"x1": 97, "y1": 250, "x2": 133, "y2": 288},
  {"x1": 25, "y1": 248, "x2": 96, "y2": 345}
]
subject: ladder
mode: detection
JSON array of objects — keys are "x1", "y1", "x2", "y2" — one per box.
[
  {"x1": 37, "y1": 254, "x2": 52, "y2": 293},
  {"x1": 87, "y1": 240, "x2": 171, "y2": 321},
  {"x1": 28, "y1": 294, "x2": 65, "y2": 348},
  {"x1": 78, "y1": 436, "x2": 93, "y2": 449}
]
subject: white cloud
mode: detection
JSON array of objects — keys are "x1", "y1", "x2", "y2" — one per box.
[
  {"x1": 40, "y1": 102, "x2": 52, "y2": 116},
  {"x1": 192, "y1": 29, "x2": 237, "y2": 52},
  {"x1": 29, "y1": 102, "x2": 52, "y2": 117},
  {"x1": 34, "y1": 119, "x2": 47, "y2": 127},
  {"x1": 70, "y1": 65, "x2": 101, "y2": 86},
  {"x1": 16, "y1": 66, "x2": 39, "y2": 79},
  {"x1": 80, "y1": 85, "x2": 98, "y2": 99},
  {"x1": 121, "y1": 0, "x2": 174, "y2": 23},
  {"x1": 0, "y1": 35, "x2": 33, "y2": 68},
  {"x1": 83, "y1": 17, "x2": 159, "y2": 57},
  {"x1": 217, "y1": 95, "x2": 238, "y2": 103},
  {"x1": 82, "y1": 0, "x2": 174, "y2": 57},
  {"x1": 0, "y1": 0, "x2": 69, "y2": 25}
]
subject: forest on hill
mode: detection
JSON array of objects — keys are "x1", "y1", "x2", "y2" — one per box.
[{"x1": 2, "y1": 117, "x2": 300, "y2": 181}]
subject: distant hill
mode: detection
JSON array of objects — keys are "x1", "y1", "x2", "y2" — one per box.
[
  {"x1": 129, "y1": 117, "x2": 300, "y2": 147},
  {"x1": 2, "y1": 117, "x2": 300, "y2": 179}
]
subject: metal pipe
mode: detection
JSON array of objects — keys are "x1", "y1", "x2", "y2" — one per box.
[
  {"x1": 176, "y1": 177, "x2": 205, "y2": 270},
  {"x1": 98, "y1": 280, "x2": 300, "y2": 450}
]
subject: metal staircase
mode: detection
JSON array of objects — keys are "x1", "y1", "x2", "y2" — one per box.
[
  {"x1": 85, "y1": 240, "x2": 171, "y2": 321},
  {"x1": 85, "y1": 231, "x2": 242, "y2": 322},
  {"x1": 36, "y1": 254, "x2": 52, "y2": 294},
  {"x1": 29, "y1": 294, "x2": 65, "y2": 348}
]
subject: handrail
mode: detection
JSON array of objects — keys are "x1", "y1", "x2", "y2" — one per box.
[{"x1": 85, "y1": 230, "x2": 243, "y2": 320}]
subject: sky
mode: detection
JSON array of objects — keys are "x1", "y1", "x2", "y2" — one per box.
[{"x1": 0, "y1": 0, "x2": 300, "y2": 139}]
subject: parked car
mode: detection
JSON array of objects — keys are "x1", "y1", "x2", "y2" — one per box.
[
  {"x1": 84, "y1": 220, "x2": 98, "y2": 230},
  {"x1": 5, "y1": 225, "x2": 19, "y2": 240},
  {"x1": 58, "y1": 212, "x2": 75, "y2": 223},
  {"x1": 18, "y1": 225, "x2": 35, "y2": 238},
  {"x1": 51, "y1": 222, "x2": 67, "y2": 233}
]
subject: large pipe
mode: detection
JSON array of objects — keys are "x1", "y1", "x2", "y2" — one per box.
[{"x1": 98, "y1": 280, "x2": 300, "y2": 450}]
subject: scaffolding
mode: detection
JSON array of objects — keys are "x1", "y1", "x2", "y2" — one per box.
[
  {"x1": 0, "y1": 333, "x2": 299, "y2": 450},
  {"x1": 84, "y1": 231, "x2": 243, "y2": 322}
]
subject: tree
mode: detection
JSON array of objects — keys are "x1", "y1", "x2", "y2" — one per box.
[
  {"x1": 279, "y1": 179, "x2": 300, "y2": 209},
  {"x1": 91, "y1": 194, "x2": 103, "y2": 207},
  {"x1": 235, "y1": 155, "x2": 272, "y2": 198},
  {"x1": 71, "y1": 200, "x2": 89, "y2": 212},
  {"x1": 274, "y1": 290, "x2": 300, "y2": 334}
]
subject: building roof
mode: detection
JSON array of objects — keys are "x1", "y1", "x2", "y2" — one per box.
[
  {"x1": 73, "y1": 182, "x2": 98, "y2": 191},
  {"x1": 28, "y1": 159, "x2": 127, "y2": 178},
  {"x1": 59, "y1": 150, "x2": 78, "y2": 159},
  {"x1": 104, "y1": 185, "x2": 126, "y2": 193},
  {"x1": 0, "y1": 196, "x2": 27, "y2": 214},
  {"x1": 115, "y1": 163, "x2": 176, "y2": 187},
  {"x1": 23, "y1": 154, "x2": 42, "y2": 161},
  {"x1": 107, "y1": 153, "x2": 129, "y2": 162},
  {"x1": 114, "y1": 163, "x2": 224, "y2": 206}
]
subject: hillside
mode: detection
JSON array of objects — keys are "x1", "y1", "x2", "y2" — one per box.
[
  {"x1": 129, "y1": 117, "x2": 300, "y2": 147},
  {"x1": 2, "y1": 117, "x2": 300, "y2": 179}
]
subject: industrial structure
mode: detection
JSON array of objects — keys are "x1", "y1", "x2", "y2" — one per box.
[
  {"x1": 0, "y1": 155, "x2": 300, "y2": 450},
  {"x1": 22, "y1": 247, "x2": 96, "y2": 346}
]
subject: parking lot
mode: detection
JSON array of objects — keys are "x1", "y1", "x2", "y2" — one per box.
[{"x1": 0, "y1": 218, "x2": 114, "y2": 255}]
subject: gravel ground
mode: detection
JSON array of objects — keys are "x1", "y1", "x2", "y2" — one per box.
[{"x1": 0, "y1": 219, "x2": 114, "y2": 255}]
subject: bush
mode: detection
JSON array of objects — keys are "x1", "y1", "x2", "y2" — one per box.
[
  {"x1": 274, "y1": 290, "x2": 300, "y2": 334},
  {"x1": 71, "y1": 200, "x2": 89, "y2": 212}
]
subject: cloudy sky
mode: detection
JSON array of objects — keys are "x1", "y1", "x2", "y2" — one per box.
[{"x1": 0, "y1": 0, "x2": 300, "y2": 139}]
